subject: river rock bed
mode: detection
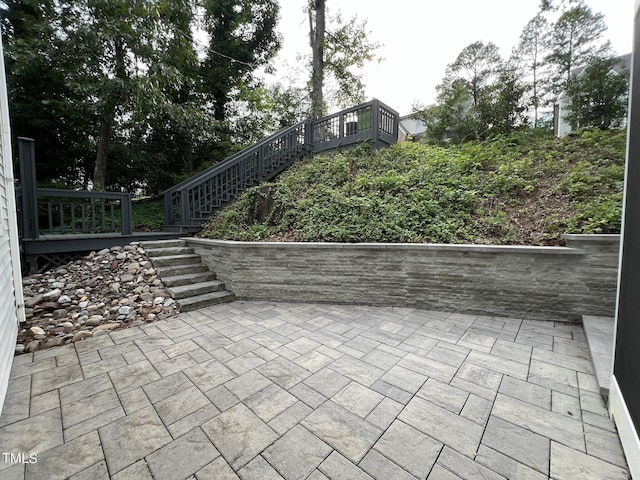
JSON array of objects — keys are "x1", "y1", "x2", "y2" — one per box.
[{"x1": 17, "y1": 242, "x2": 179, "y2": 354}]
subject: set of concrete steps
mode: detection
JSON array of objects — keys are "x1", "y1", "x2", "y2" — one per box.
[{"x1": 141, "y1": 239, "x2": 234, "y2": 312}]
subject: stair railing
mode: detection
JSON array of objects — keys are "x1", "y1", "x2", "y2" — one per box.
[{"x1": 163, "y1": 99, "x2": 399, "y2": 228}]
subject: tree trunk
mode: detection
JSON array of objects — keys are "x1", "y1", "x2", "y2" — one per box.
[
  {"x1": 93, "y1": 111, "x2": 114, "y2": 191},
  {"x1": 309, "y1": 0, "x2": 325, "y2": 119},
  {"x1": 93, "y1": 37, "x2": 126, "y2": 191}
]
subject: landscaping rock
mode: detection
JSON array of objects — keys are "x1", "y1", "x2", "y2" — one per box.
[
  {"x1": 16, "y1": 242, "x2": 179, "y2": 354},
  {"x1": 24, "y1": 294, "x2": 43, "y2": 308},
  {"x1": 43, "y1": 289, "x2": 62, "y2": 301},
  {"x1": 86, "y1": 316, "x2": 103, "y2": 327},
  {"x1": 29, "y1": 326, "x2": 45, "y2": 336},
  {"x1": 72, "y1": 331, "x2": 93, "y2": 342},
  {"x1": 92, "y1": 323, "x2": 120, "y2": 332}
]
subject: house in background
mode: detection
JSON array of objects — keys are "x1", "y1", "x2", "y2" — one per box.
[
  {"x1": 398, "y1": 114, "x2": 427, "y2": 142},
  {"x1": 555, "y1": 53, "x2": 631, "y2": 137},
  {"x1": 0, "y1": 36, "x2": 25, "y2": 412}
]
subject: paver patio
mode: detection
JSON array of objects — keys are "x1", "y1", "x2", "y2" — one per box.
[{"x1": 0, "y1": 301, "x2": 631, "y2": 479}]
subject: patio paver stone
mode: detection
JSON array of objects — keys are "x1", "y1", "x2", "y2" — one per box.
[{"x1": 0, "y1": 301, "x2": 631, "y2": 479}]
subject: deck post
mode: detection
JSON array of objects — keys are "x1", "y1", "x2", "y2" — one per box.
[
  {"x1": 180, "y1": 189, "x2": 190, "y2": 228},
  {"x1": 164, "y1": 191, "x2": 172, "y2": 226},
  {"x1": 305, "y1": 119, "x2": 314, "y2": 152},
  {"x1": 371, "y1": 99, "x2": 380, "y2": 148},
  {"x1": 18, "y1": 137, "x2": 38, "y2": 239},
  {"x1": 392, "y1": 109, "x2": 399, "y2": 144},
  {"x1": 121, "y1": 193, "x2": 132, "y2": 235}
]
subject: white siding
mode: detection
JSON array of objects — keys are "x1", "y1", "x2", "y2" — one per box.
[
  {"x1": 555, "y1": 97, "x2": 573, "y2": 138},
  {"x1": 0, "y1": 34, "x2": 22, "y2": 412}
]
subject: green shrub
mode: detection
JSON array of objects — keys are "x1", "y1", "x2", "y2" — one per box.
[{"x1": 200, "y1": 129, "x2": 626, "y2": 245}]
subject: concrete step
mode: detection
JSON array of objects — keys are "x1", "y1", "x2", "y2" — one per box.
[
  {"x1": 162, "y1": 271, "x2": 217, "y2": 288},
  {"x1": 141, "y1": 239, "x2": 187, "y2": 249},
  {"x1": 169, "y1": 280, "x2": 226, "y2": 299},
  {"x1": 145, "y1": 246, "x2": 195, "y2": 258},
  {"x1": 583, "y1": 314, "x2": 615, "y2": 398},
  {"x1": 151, "y1": 254, "x2": 201, "y2": 267},
  {"x1": 155, "y1": 264, "x2": 210, "y2": 277},
  {"x1": 178, "y1": 290, "x2": 235, "y2": 312},
  {"x1": 144, "y1": 239, "x2": 235, "y2": 312}
]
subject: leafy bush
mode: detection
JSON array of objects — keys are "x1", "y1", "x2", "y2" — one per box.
[{"x1": 201, "y1": 129, "x2": 626, "y2": 244}]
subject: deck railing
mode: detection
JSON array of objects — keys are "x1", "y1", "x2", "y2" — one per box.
[
  {"x1": 164, "y1": 99, "x2": 399, "y2": 228},
  {"x1": 17, "y1": 138, "x2": 133, "y2": 239}
]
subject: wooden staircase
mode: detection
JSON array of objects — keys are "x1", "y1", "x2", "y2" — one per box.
[
  {"x1": 141, "y1": 239, "x2": 235, "y2": 311},
  {"x1": 162, "y1": 99, "x2": 399, "y2": 232}
]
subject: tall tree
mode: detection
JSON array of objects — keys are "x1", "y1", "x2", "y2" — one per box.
[
  {"x1": 448, "y1": 41, "x2": 502, "y2": 107},
  {"x1": 49, "y1": 0, "x2": 204, "y2": 191},
  {"x1": 309, "y1": 0, "x2": 325, "y2": 119},
  {"x1": 477, "y1": 68, "x2": 529, "y2": 135},
  {"x1": 419, "y1": 79, "x2": 478, "y2": 144},
  {"x1": 420, "y1": 40, "x2": 530, "y2": 142},
  {"x1": 545, "y1": 3, "x2": 609, "y2": 98},
  {"x1": 539, "y1": 0, "x2": 585, "y2": 12},
  {"x1": 307, "y1": 1, "x2": 380, "y2": 118},
  {"x1": 2, "y1": 0, "x2": 97, "y2": 185},
  {"x1": 565, "y1": 55, "x2": 629, "y2": 130},
  {"x1": 513, "y1": 14, "x2": 550, "y2": 127},
  {"x1": 3, "y1": 0, "x2": 268, "y2": 192},
  {"x1": 201, "y1": 0, "x2": 281, "y2": 122}
]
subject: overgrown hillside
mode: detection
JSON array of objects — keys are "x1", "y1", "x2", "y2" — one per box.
[{"x1": 200, "y1": 130, "x2": 626, "y2": 245}]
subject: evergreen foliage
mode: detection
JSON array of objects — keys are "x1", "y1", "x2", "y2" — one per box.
[
  {"x1": 201, "y1": 130, "x2": 626, "y2": 244},
  {"x1": 417, "y1": 0, "x2": 622, "y2": 143},
  {"x1": 1, "y1": 0, "x2": 280, "y2": 192},
  {"x1": 565, "y1": 56, "x2": 629, "y2": 130}
]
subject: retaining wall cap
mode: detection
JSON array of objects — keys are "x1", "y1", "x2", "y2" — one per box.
[
  {"x1": 186, "y1": 238, "x2": 585, "y2": 255},
  {"x1": 561, "y1": 234, "x2": 621, "y2": 242}
]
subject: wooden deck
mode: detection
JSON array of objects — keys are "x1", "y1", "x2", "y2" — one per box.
[{"x1": 22, "y1": 231, "x2": 183, "y2": 255}]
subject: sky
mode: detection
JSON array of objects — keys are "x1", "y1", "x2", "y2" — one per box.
[{"x1": 271, "y1": 0, "x2": 634, "y2": 116}]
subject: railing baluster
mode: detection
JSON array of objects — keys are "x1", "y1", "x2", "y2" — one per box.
[
  {"x1": 121, "y1": 193, "x2": 132, "y2": 235},
  {"x1": 59, "y1": 201, "x2": 64, "y2": 233},
  {"x1": 100, "y1": 200, "x2": 105, "y2": 231},
  {"x1": 18, "y1": 138, "x2": 39, "y2": 239},
  {"x1": 180, "y1": 188, "x2": 189, "y2": 226},
  {"x1": 258, "y1": 145, "x2": 265, "y2": 179},
  {"x1": 164, "y1": 191, "x2": 173, "y2": 226},
  {"x1": 47, "y1": 201, "x2": 53, "y2": 233}
]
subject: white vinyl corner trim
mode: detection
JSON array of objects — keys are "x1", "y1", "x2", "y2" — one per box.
[
  {"x1": 0, "y1": 35, "x2": 24, "y2": 324},
  {"x1": 609, "y1": 375, "x2": 640, "y2": 479}
]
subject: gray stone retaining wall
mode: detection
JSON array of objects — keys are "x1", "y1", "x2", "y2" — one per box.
[{"x1": 186, "y1": 234, "x2": 620, "y2": 321}]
